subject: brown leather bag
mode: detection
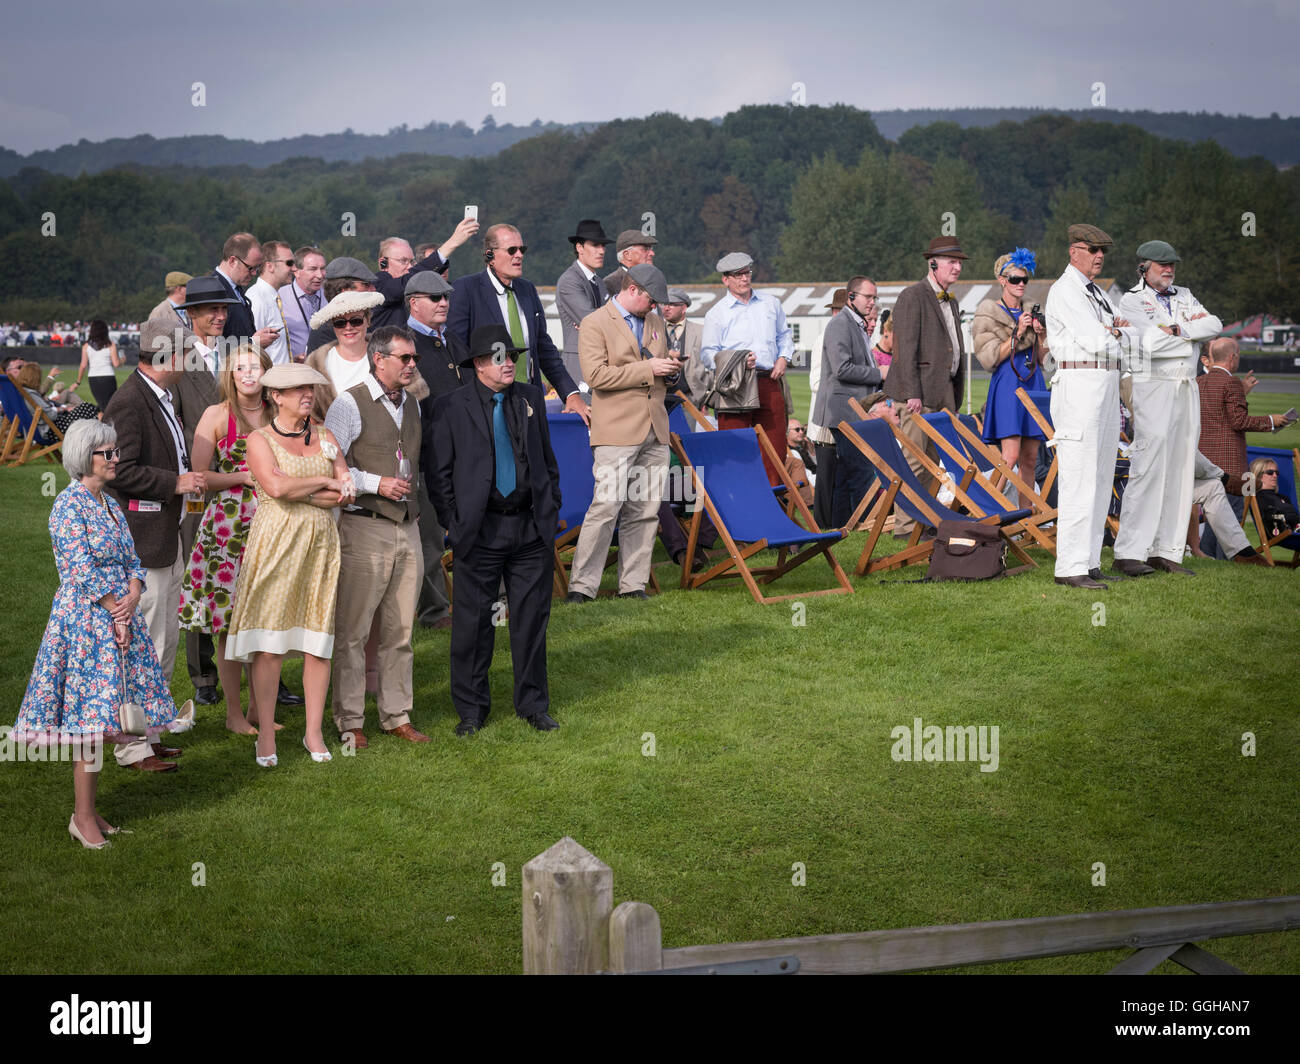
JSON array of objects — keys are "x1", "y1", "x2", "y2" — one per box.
[{"x1": 925, "y1": 520, "x2": 1006, "y2": 581}]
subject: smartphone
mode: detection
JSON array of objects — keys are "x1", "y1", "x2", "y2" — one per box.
[{"x1": 465, "y1": 205, "x2": 478, "y2": 222}]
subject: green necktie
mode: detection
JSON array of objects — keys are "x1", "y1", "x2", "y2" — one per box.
[{"x1": 504, "y1": 285, "x2": 527, "y2": 379}]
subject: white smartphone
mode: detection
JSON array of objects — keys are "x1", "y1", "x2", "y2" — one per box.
[{"x1": 465, "y1": 205, "x2": 478, "y2": 222}]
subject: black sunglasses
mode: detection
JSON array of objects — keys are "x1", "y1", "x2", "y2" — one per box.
[
  {"x1": 496, "y1": 245, "x2": 528, "y2": 256},
  {"x1": 1260, "y1": 468, "x2": 1279, "y2": 476},
  {"x1": 1005, "y1": 275, "x2": 1029, "y2": 285},
  {"x1": 1073, "y1": 243, "x2": 1105, "y2": 255},
  {"x1": 415, "y1": 293, "x2": 449, "y2": 303},
  {"x1": 332, "y1": 316, "x2": 368, "y2": 328}
]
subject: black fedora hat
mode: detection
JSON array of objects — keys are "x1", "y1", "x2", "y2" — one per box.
[
  {"x1": 178, "y1": 275, "x2": 243, "y2": 309},
  {"x1": 568, "y1": 219, "x2": 613, "y2": 245},
  {"x1": 460, "y1": 324, "x2": 526, "y2": 367}
]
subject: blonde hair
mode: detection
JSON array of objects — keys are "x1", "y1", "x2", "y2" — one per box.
[
  {"x1": 1249, "y1": 456, "x2": 1279, "y2": 482},
  {"x1": 880, "y1": 315, "x2": 894, "y2": 337},
  {"x1": 219, "y1": 343, "x2": 273, "y2": 435}
]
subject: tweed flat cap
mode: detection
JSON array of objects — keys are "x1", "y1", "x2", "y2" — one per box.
[
  {"x1": 324, "y1": 256, "x2": 379, "y2": 282},
  {"x1": 1136, "y1": 239, "x2": 1180, "y2": 263},
  {"x1": 165, "y1": 271, "x2": 192, "y2": 290},
  {"x1": 616, "y1": 229, "x2": 658, "y2": 252},
  {"x1": 666, "y1": 288, "x2": 691, "y2": 306},
  {"x1": 625, "y1": 264, "x2": 669, "y2": 304},
  {"x1": 716, "y1": 251, "x2": 754, "y2": 274},
  {"x1": 405, "y1": 271, "x2": 454, "y2": 298},
  {"x1": 309, "y1": 290, "x2": 384, "y2": 331},
  {"x1": 1067, "y1": 224, "x2": 1113, "y2": 248},
  {"x1": 137, "y1": 318, "x2": 196, "y2": 361}
]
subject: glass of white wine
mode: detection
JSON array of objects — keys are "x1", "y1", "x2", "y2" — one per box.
[{"x1": 396, "y1": 450, "x2": 411, "y2": 503}]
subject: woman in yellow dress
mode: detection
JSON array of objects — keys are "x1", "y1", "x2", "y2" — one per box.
[{"x1": 226, "y1": 364, "x2": 355, "y2": 767}]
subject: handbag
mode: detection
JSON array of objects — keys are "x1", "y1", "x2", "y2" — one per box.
[
  {"x1": 925, "y1": 519, "x2": 1006, "y2": 582},
  {"x1": 117, "y1": 644, "x2": 148, "y2": 737}
]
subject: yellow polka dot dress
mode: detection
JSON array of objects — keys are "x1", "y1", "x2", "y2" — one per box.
[{"x1": 226, "y1": 432, "x2": 341, "y2": 661}]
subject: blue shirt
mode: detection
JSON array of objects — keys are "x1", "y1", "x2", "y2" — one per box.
[
  {"x1": 616, "y1": 301, "x2": 645, "y2": 347},
  {"x1": 699, "y1": 290, "x2": 793, "y2": 371},
  {"x1": 406, "y1": 315, "x2": 444, "y2": 343}
]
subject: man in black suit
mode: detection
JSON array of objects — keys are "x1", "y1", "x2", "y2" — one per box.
[
  {"x1": 427, "y1": 325, "x2": 562, "y2": 736},
  {"x1": 211, "y1": 232, "x2": 279, "y2": 348},
  {"x1": 445, "y1": 222, "x2": 590, "y2": 424}
]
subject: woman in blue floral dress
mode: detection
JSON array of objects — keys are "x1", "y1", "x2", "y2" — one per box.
[
  {"x1": 179, "y1": 344, "x2": 273, "y2": 735},
  {"x1": 12, "y1": 420, "x2": 181, "y2": 849}
]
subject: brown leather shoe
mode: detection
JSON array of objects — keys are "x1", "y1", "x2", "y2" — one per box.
[
  {"x1": 126, "y1": 755, "x2": 178, "y2": 773},
  {"x1": 1146, "y1": 557, "x2": 1194, "y2": 575},
  {"x1": 1087, "y1": 568, "x2": 1119, "y2": 583},
  {"x1": 151, "y1": 743, "x2": 182, "y2": 759},
  {"x1": 340, "y1": 729, "x2": 369, "y2": 749},
  {"x1": 1232, "y1": 550, "x2": 1270, "y2": 567},
  {"x1": 1112, "y1": 558, "x2": 1156, "y2": 577},
  {"x1": 1055, "y1": 575, "x2": 1108, "y2": 590},
  {"x1": 383, "y1": 723, "x2": 431, "y2": 743}
]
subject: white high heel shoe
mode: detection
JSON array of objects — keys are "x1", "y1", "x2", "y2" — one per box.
[
  {"x1": 69, "y1": 815, "x2": 110, "y2": 850},
  {"x1": 255, "y1": 748, "x2": 278, "y2": 768},
  {"x1": 303, "y1": 738, "x2": 332, "y2": 763}
]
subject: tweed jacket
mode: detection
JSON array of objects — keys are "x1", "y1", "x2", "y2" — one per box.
[
  {"x1": 579, "y1": 300, "x2": 670, "y2": 447},
  {"x1": 884, "y1": 277, "x2": 966, "y2": 412},
  {"x1": 669, "y1": 320, "x2": 711, "y2": 408},
  {"x1": 1197, "y1": 366, "x2": 1275, "y2": 492}
]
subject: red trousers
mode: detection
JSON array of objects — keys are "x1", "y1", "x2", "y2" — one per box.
[{"x1": 718, "y1": 375, "x2": 787, "y2": 484}]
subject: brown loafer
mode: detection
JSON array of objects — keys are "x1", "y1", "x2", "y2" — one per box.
[
  {"x1": 1232, "y1": 550, "x2": 1270, "y2": 567},
  {"x1": 340, "y1": 729, "x2": 369, "y2": 749},
  {"x1": 1146, "y1": 557, "x2": 1194, "y2": 575},
  {"x1": 126, "y1": 755, "x2": 178, "y2": 773},
  {"x1": 1054, "y1": 575, "x2": 1108, "y2": 590},
  {"x1": 1112, "y1": 558, "x2": 1156, "y2": 577},
  {"x1": 151, "y1": 743, "x2": 182, "y2": 759},
  {"x1": 382, "y1": 723, "x2": 431, "y2": 743}
]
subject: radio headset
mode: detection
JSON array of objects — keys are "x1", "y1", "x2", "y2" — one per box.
[
  {"x1": 379, "y1": 257, "x2": 389, "y2": 270},
  {"x1": 930, "y1": 260, "x2": 938, "y2": 271}
]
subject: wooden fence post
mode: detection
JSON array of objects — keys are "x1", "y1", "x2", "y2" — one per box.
[
  {"x1": 522, "y1": 837, "x2": 613, "y2": 974},
  {"x1": 609, "y1": 901, "x2": 663, "y2": 973}
]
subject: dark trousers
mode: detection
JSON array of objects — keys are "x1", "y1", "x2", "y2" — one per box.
[
  {"x1": 179, "y1": 511, "x2": 216, "y2": 689},
  {"x1": 417, "y1": 481, "x2": 451, "y2": 621},
  {"x1": 89, "y1": 375, "x2": 117, "y2": 409},
  {"x1": 657, "y1": 500, "x2": 718, "y2": 560},
  {"x1": 449, "y1": 512, "x2": 553, "y2": 725},
  {"x1": 812, "y1": 442, "x2": 837, "y2": 530},
  {"x1": 1200, "y1": 492, "x2": 1245, "y2": 559},
  {"x1": 830, "y1": 428, "x2": 876, "y2": 529}
]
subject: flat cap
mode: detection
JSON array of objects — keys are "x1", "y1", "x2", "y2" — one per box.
[
  {"x1": 137, "y1": 318, "x2": 196, "y2": 361},
  {"x1": 1136, "y1": 239, "x2": 1180, "y2": 263},
  {"x1": 165, "y1": 271, "x2": 192, "y2": 290},
  {"x1": 404, "y1": 271, "x2": 454, "y2": 298},
  {"x1": 716, "y1": 251, "x2": 754, "y2": 274},
  {"x1": 616, "y1": 229, "x2": 658, "y2": 252},
  {"x1": 666, "y1": 288, "x2": 691, "y2": 306},
  {"x1": 325, "y1": 256, "x2": 379, "y2": 282},
  {"x1": 625, "y1": 264, "x2": 669, "y2": 304},
  {"x1": 1067, "y1": 224, "x2": 1113, "y2": 248}
]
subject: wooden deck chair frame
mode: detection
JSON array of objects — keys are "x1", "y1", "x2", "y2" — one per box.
[
  {"x1": 0, "y1": 410, "x2": 22, "y2": 464},
  {"x1": 7, "y1": 387, "x2": 64, "y2": 466},
  {"x1": 1243, "y1": 447, "x2": 1300, "y2": 568},
  {"x1": 672, "y1": 391, "x2": 716, "y2": 432},
  {"x1": 912, "y1": 410, "x2": 1058, "y2": 555},
  {"x1": 837, "y1": 396, "x2": 890, "y2": 529},
  {"x1": 670, "y1": 427, "x2": 853, "y2": 605},
  {"x1": 835, "y1": 419, "x2": 1037, "y2": 578}
]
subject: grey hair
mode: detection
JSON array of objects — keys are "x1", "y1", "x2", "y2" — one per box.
[
  {"x1": 367, "y1": 325, "x2": 416, "y2": 366},
  {"x1": 62, "y1": 418, "x2": 116, "y2": 478}
]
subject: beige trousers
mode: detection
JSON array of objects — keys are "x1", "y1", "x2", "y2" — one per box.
[
  {"x1": 116, "y1": 541, "x2": 183, "y2": 767},
  {"x1": 332, "y1": 513, "x2": 423, "y2": 733},
  {"x1": 567, "y1": 428, "x2": 668, "y2": 596},
  {"x1": 891, "y1": 406, "x2": 940, "y2": 536}
]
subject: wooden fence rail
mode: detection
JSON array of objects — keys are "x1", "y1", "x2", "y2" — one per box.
[{"x1": 522, "y1": 838, "x2": 1300, "y2": 975}]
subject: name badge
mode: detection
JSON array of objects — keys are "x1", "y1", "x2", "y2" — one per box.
[{"x1": 128, "y1": 500, "x2": 162, "y2": 513}]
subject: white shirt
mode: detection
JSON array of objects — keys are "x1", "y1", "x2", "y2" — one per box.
[
  {"x1": 246, "y1": 277, "x2": 290, "y2": 364},
  {"x1": 193, "y1": 339, "x2": 218, "y2": 379},
  {"x1": 926, "y1": 274, "x2": 963, "y2": 376},
  {"x1": 323, "y1": 374, "x2": 408, "y2": 500},
  {"x1": 485, "y1": 269, "x2": 530, "y2": 350},
  {"x1": 1046, "y1": 265, "x2": 1134, "y2": 367},
  {"x1": 1117, "y1": 282, "x2": 1221, "y2": 371},
  {"x1": 135, "y1": 370, "x2": 189, "y2": 523},
  {"x1": 325, "y1": 347, "x2": 372, "y2": 398}
]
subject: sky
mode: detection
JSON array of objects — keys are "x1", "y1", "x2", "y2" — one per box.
[{"x1": 2, "y1": 0, "x2": 1297, "y2": 154}]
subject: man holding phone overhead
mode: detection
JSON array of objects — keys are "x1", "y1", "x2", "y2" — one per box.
[{"x1": 373, "y1": 216, "x2": 482, "y2": 328}]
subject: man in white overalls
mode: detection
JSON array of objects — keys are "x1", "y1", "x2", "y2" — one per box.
[{"x1": 1114, "y1": 240, "x2": 1222, "y2": 575}]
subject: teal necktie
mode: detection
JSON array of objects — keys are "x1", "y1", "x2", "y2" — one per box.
[{"x1": 492, "y1": 392, "x2": 516, "y2": 496}]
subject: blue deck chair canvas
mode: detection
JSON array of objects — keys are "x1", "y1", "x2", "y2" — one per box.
[
  {"x1": 547, "y1": 412, "x2": 661, "y2": 596},
  {"x1": 671, "y1": 427, "x2": 852, "y2": 604},
  {"x1": 1244, "y1": 445, "x2": 1300, "y2": 568},
  {"x1": 1, "y1": 377, "x2": 61, "y2": 467},
  {"x1": 0, "y1": 378, "x2": 32, "y2": 462},
  {"x1": 835, "y1": 418, "x2": 1038, "y2": 577},
  {"x1": 913, "y1": 411, "x2": 1057, "y2": 555}
]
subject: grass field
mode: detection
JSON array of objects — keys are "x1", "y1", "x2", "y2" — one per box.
[{"x1": 0, "y1": 373, "x2": 1297, "y2": 975}]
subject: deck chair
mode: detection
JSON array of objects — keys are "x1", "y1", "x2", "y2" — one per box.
[
  {"x1": 1, "y1": 378, "x2": 34, "y2": 463},
  {"x1": 672, "y1": 391, "x2": 715, "y2": 432},
  {"x1": 547, "y1": 412, "x2": 660, "y2": 596},
  {"x1": 671, "y1": 426, "x2": 852, "y2": 604},
  {"x1": 2, "y1": 378, "x2": 63, "y2": 466},
  {"x1": 914, "y1": 410, "x2": 1057, "y2": 554},
  {"x1": 835, "y1": 417, "x2": 1038, "y2": 577},
  {"x1": 1244, "y1": 445, "x2": 1300, "y2": 567}
]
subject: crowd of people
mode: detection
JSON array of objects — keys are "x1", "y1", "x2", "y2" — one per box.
[{"x1": 8, "y1": 219, "x2": 1296, "y2": 849}]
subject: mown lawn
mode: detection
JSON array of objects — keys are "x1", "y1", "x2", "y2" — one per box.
[{"x1": 0, "y1": 379, "x2": 1297, "y2": 975}]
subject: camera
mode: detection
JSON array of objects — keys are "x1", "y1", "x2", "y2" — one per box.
[{"x1": 1030, "y1": 303, "x2": 1045, "y2": 328}]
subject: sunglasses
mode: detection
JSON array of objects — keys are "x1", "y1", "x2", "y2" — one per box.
[
  {"x1": 1005, "y1": 275, "x2": 1029, "y2": 285},
  {"x1": 1072, "y1": 244, "x2": 1106, "y2": 255},
  {"x1": 415, "y1": 293, "x2": 449, "y2": 303},
  {"x1": 333, "y1": 316, "x2": 368, "y2": 328},
  {"x1": 496, "y1": 245, "x2": 528, "y2": 256},
  {"x1": 385, "y1": 353, "x2": 418, "y2": 365},
  {"x1": 1260, "y1": 469, "x2": 1279, "y2": 476},
  {"x1": 271, "y1": 258, "x2": 296, "y2": 268},
  {"x1": 93, "y1": 447, "x2": 120, "y2": 460}
]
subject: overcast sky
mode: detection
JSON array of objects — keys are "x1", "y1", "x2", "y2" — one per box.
[{"x1": 3, "y1": 0, "x2": 1296, "y2": 154}]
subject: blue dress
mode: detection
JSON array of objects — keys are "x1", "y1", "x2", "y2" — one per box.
[
  {"x1": 12, "y1": 483, "x2": 179, "y2": 742},
  {"x1": 982, "y1": 304, "x2": 1047, "y2": 444}
]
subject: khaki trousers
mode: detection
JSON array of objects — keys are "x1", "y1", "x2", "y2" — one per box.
[
  {"x1": 116, "y1": 541, "x2": 183, "y2": 767},
  {"x1": 332, "y1": 513, "x2": 423, "y2": 733},
  {"x1": 891, "y1": 406, "x2": 941, "y2": 536},
  {"x1": 567, "y1": 428, "x2": 667, "y2": 597}
]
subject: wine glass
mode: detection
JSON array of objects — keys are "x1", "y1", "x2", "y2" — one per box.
[{"x1": 396, "y1": 454, "x2": 412, "y2": 502}]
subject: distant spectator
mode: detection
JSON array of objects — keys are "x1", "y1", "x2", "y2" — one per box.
[
  {"x1": 603, "y1": 229, "x2": 658, "y2": 299},
  {"x1": 279, "y1": 247, "x2": 327, "y2": 361},
  {"x1": 148, "y1": 271, "x2": 194, "y2": 330},
  {"x1": 246, "y1": 240, "x2": 295, "y2": 365},
  {"x1": 373, "y1": 220, "x2": 479, "y2": 328},
  {"x1": 304, "y1": 256, "x2": 379, "y2": 353},
  {"x1": 1249, "y1": 455, "x2": 1299, "y2": 539},
  {"x1": 212, "y1": 233, "x2": 278, "y2": 349},
  {"x1": 76, "y1": 320, "x2": 122, "y2": 408}
]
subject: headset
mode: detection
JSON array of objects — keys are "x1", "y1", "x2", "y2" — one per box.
[
  {"x1": 378, "y1": 256, "x2": 389, "y2": 270},
  {"x1": 929, "y1": 259, "x2": 938, "y2": 271}
]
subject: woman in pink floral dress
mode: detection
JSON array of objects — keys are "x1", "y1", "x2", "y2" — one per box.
[{"x1": 179, "y1": 344, "x2": 273, "y2": 735}]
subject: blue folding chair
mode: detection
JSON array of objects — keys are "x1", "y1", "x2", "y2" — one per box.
[
  {"x1": 672, "y1": 427, "x2": 852, "y2": 604},
  {"x1": 1244, "y1": 445, "x2": 1300, "y2": 567},
  {"x1": 915, "y1": 410, "x2": 1057, "y2": 555},
  {"x1": 1, "y1": 377, "x2": 61, "y2": 466},
  {"x1": 835, "y1": 417, "x2": 1038, "y2": 576}
]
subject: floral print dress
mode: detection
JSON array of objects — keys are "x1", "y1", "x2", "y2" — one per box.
[
  {"x1": 179, "y1": 412, "x2": 258, "y2": 635},
  {"x1": 13, "y1": 482, "x2": 179, "y2": 741}
]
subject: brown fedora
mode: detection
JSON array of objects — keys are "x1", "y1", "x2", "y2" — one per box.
[{"x1": 923, "y1": 237, "x2": 968, "y2": 260}]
